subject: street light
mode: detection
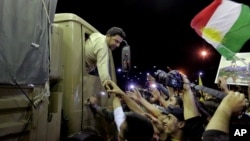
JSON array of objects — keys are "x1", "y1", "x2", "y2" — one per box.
[
  {"x1": 199, "y1": 72, "x2": 203, "y2": 76},
  {"x1": 201, "y1": 50, "x2": 207, "y2": 59}
]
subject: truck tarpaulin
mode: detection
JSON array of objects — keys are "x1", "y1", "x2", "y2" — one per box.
[{"x1": 0, "y1": 0, "x2": 58, "y2": 85}]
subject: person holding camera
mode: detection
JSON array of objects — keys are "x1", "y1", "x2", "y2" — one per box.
[{"x1": 150, "y1": 70, "x2": 205, "y2": 141}]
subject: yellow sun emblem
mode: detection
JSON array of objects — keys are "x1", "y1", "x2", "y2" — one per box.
[{"x1": 201, "y1": 27, "x2": 224, "y2": 43}]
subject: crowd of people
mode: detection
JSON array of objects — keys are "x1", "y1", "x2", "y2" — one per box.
[
  {"x1": 77, "y1": 25, "x2": 250, "y2": 141},
  {"x1": 82, "y1": 72, "x2": 250, "y2": 141}
]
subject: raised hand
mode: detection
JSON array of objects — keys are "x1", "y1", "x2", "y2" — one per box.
[
  {"x1": 220, "y1": 91, "x2": 246, "y2": 115},
  {"x1": 126, "y1": 88, "x2": 143, "y2": 102},
  {"x1": 104, "y1": 80, "x2": 125, "y2": 96},
  {"x1": 179, "y1": 73, "x2": 191, "y2": 92},
  {"x1": 149, "y1": 87, "x2": 161, "y2": 99},
  {"x1": 217, "y1": 76, "x2": 229, "y2": 93}
]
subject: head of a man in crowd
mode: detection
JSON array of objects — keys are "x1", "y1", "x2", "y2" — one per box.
[
  {"x1": 166, "y1": 95, "x2": 183, "y2": 108},
  {"x1": 160, "y1": 106, "x2": 185, "y2": 136},
  {"x1": 118, "y1": 112, "x2": 154, "y2": 141},
  {"x1": 106, "y1": 27, "x2": 126, "y2": 50}
]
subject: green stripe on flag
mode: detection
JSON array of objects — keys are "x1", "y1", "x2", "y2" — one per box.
[
  {"x1": 217, "y1": 44, "x2": 235, "y2": 60},
  {"x1": 221, "y1": 4, "x2": 250, "y2": 60}
]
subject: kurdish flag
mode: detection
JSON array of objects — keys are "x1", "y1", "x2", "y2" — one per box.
[{"x1": 191, "y1": 0, "x2": 250, "y2": 60}]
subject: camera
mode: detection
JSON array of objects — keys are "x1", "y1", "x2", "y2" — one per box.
[{"x1": 154, "y1": 70, "x2": 183, "y2": 89}]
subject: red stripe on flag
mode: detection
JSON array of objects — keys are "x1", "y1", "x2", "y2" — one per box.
[{"x1": 190, "y1": 0, "x2": 223, "y2": 36}]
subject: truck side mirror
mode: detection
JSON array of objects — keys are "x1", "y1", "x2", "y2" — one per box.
[{"x1": 121, "y1": 41, "x2": 131, "y2": 72}]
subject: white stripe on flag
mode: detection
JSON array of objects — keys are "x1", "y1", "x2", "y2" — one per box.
[{"x1": 202, "y1": 0, "x2": 241, "y2": 48}]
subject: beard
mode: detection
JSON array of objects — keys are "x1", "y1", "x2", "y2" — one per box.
[{"x1": 110, "y1": 45, "x2": 116, "y2": 50}]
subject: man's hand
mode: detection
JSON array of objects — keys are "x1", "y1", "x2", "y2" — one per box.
[
  {"x1": 217, "y1": 76, "x2": 229, "y2": 94},
  {"x1": 88, "y1": 96, "x2": 97, "y2": 105},
  {"x1": 126, "y1": 88, "x2": 143, "y2": 102},
  {"x1": 219, "y1": 91, "x2": 246, "y2": 115},
  {"x1": 149, "y1": 87, "x2": 161, "y2": 99},
  {"x1": 180, "y1": 73, "x2": 191, "y2": 93},
  {"x1": 104, "y1": 80, "x2": 125, "y2": 96}
]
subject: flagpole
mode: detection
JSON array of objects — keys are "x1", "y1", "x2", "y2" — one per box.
[
  {"x1": 198, "y1": 73, "x2": 204, "y2": 101},
  {"x1": 220, "y1": 44, "x2": 249, "y2": 72}
]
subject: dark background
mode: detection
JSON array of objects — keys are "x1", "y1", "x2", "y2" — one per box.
[{"x1": 56, "y1": 0, "x2": 250, "y2": 89}]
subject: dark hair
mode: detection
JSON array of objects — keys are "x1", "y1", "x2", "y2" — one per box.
[
  {"x1": 174, "y1": 95, "x2": 183, "y2": 108},
  {"x1": 161, "y1": 106, "x2": 184, "y2": 121},
  {"x1": 202, "y1": 131, "x2": 229, "y2": 141},
  {"x1": 106, "y1": 27, "x2": 126, "y2": 39},
  {"x1": 68, "y1": 127, "x2": 105, "y2": 141},
  {"x1": 123, "y1": 112, "x2": 154, "y2": 141}
]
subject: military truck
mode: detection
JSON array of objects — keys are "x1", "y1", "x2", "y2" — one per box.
[{"x1": 0, "y1": 1, "x2": 130, "y2": 141}]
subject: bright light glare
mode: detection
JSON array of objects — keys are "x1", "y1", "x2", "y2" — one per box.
[
  {"x1": 100, "y1": 91, "x2": 106, "y2": 96},
  {"x1": 150, "y1": 83, "x2": 157, "y2": 88},
  {"x1": 201, "y1": 50, "x2": 207, "y2": 57},
  {"x1": 129, "y1": 84, "x2": 135, "y2": 89}
]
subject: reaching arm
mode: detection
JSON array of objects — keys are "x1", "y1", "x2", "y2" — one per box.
[
  {"x1": 140, "y1": 97, "x2": 162, "y2": 117},
  {"x1": 149, "y1": 87, "x2": 169, "y2": 108},
  {"x1": 156, "y1": 83, "x2": 169, "y2": 98},
  {"x1": 126, "y1": 89, "x2": 162, "y2": 117},
  {"x1": 113, "y1": 96, "x2": 126, "y2": 132},
  {"x1": 105, "y1": 80, "x2": 147, "y2": 115},
  {"x1": 96, "y1": 45, "x2": 112, "y2": 86},
  {"x1": 120, "y1": 91, "x2": 146, "y2": 115},
  {"x1": 167, "y1": 87, "x2": 176, "y2": 97},
  {"x1": 205, "y1": 91, "x2": 246, "y2": 133},
  {"x1": 181, "y1": 74, "x2": 200, "y2": 120}
]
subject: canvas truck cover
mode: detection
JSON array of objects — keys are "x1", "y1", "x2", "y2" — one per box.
[{"x1": 0, "y1": 0, "x2": 58, "y2": 85}]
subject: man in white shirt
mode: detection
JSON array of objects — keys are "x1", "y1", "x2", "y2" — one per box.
[{"x1": 85, "y1": 27, "x2": 126, "y2": 86}]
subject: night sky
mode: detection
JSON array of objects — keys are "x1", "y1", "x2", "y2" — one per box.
[{"x1": 55, "y1": 0, "x2": 250, "y2": 89}]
